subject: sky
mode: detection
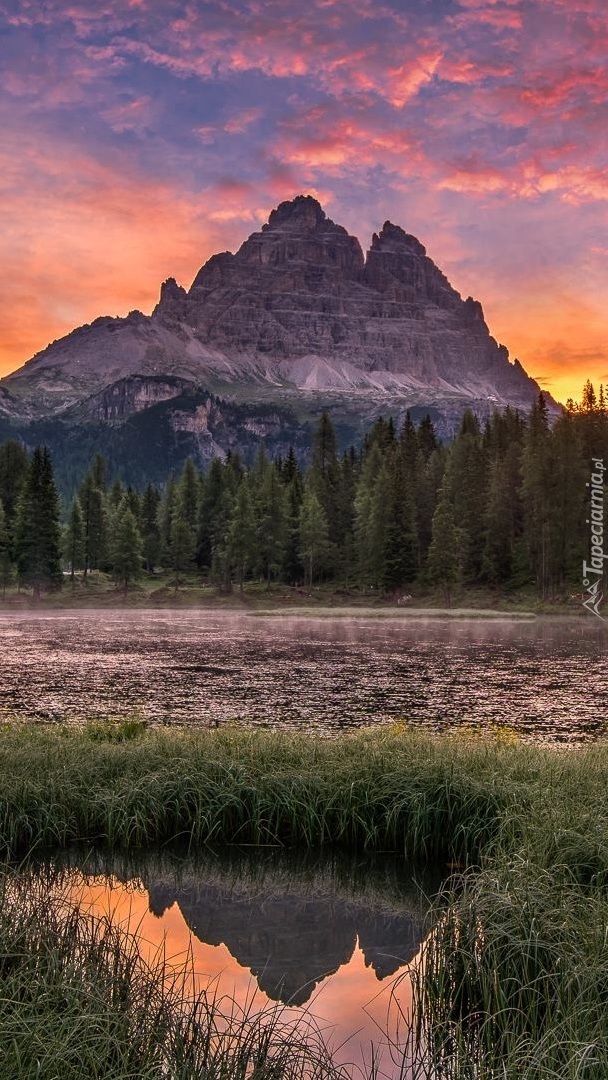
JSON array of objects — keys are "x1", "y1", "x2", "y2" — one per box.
[{"x1": 1, "y1": 0, "x2": 607, "y2": 404}]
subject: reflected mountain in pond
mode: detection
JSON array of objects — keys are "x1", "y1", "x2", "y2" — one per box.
[
  {"x1": 147, "y1": 876, "x2": 424, "y2": 1005},
  {"x1": 45, "y1": 848, "x2": 433, "y2": 1009}
]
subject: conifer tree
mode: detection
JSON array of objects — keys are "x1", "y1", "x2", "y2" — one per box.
[
  {"x1": 90, "y1": 454, "x2": 107, "y2": 492},
  {"x1": 111, "y1": 502, "x2": 143, "y2": 592},
  {"x1": 140, "y1": 484, "x2": 161, "y2": 574},
  {"x1": 14, "y1": 447, "x2": 62, "y2": 599},
  {"x1": 124, "y1": 486, "x2": 141, "y2": 522},
  {"x1": 169, "y1": 511, "x2": 197, "y2": 589},
  {"x1": 177, "y1": 458, "x2": 200, "y2": 532},
  {"x1": 353, "y1": 444, "x2": 384, "y2": 587},
  {"x1": 443, "y1": 410, "x2": 487, "y2": 580},
  {"x1": 196, "y1": 460, "x2": 224, "y2": 571},
  {"x1": 309, "y1": 411, "x2": 340, "y2": 556},
  {"x1": 0, "y1": 439, "x2": 28, "y2": 546},
  {"x1": 418, "y1": 415, "x2": 439, "y2": 460},
  {"x1": 426, "y1": 484, "x2": 466, "y2": 606},
  {"x1": 521, "y1": 394, "x2": 553, "y2": 597},
  {"x1": 64, "y1": 496, "x2": 85, "y2": 584},
  {"x1": 255, "y1": 464, "x2": 288, "y2": 585},
  {"x1": 298, "y1": 489, "x2": 330, "y2": 589},
  {"x1": 283, "y1": 473, "x2": 305, "y2": 585},
  {"x1": 0, "y1": 499, "x2": 13, "y2": 598},
  {"x1": 79, "y1": 472, "x2": 107, "y2": 576},
  {"x1": 228, "y1": 480, "x2": 257, "y2": 591},
  {"x1": 158, "y1": 478, "x2": 177, "y2": 568},
  {"x1": 382, "y1": 447, "x2": 418, "y2": 590}
]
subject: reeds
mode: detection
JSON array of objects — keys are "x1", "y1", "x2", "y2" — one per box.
[
  {"x1": 0, "y1": 724, "x2": 531, "y2": 861},
  {"x1": 4, "y1": 724, "x2": 608, "y2": 1078}
]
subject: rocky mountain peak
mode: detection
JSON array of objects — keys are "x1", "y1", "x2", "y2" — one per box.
[
  {"x1": 154, "y1": 276, "x2": 188, "y2": 320},
  {"x1": 266, "y1": 194, "x2": 327, "y2": 231},
  {"x1": 1, "y1": 193, "x2": 550, "y2": 434},
  {"x1": 371, "y1": 221, "x2": 427, "y2": 257}
]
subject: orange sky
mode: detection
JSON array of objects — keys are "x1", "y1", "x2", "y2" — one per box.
[{"x1": 2, "y1": 0, "x2": 608, "y2": 405}]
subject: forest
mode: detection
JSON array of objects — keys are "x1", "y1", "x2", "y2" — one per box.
[{"x1": 0, "y1": 381, "x2": 606, "y2": 603}]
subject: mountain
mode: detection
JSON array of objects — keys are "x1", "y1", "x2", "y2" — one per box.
[{"x1": 0, "y1": 195, "x2": 550, "y2": 486}]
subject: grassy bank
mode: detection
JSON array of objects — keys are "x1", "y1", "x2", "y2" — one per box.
[
  {"x1": 3, "y1": 724, "x2": 608, "y2": 1077},
  {"x1": 0, "y1": 723, "x2": 535, "y2": 861},
  {"x1": 0, "y1": 572, "x2": 581, "y2": 614}
]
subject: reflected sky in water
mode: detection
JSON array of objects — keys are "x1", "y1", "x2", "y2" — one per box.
[
  {"x1": 40, "y1": 849, "x2": 432, "y2": 1078},
  {"x1": 0, "y1": 610, "x2": 606, "y2": 742}
]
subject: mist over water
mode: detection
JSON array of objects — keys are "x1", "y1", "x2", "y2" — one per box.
[{"x1": 1, "y1": 610, "x2": 606, "y2": 742}]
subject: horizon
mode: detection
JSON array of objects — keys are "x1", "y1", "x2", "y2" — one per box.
[{"x1": 1, "y1": 0, "x2": 607, "y2": 405}]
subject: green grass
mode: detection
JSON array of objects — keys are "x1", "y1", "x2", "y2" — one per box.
[
  {"x1": 0, "y1": 723, "x2": 532, "y2": 861},
  {"x1": 0, "y1": 572, "x2": 583, "y2": 614}
]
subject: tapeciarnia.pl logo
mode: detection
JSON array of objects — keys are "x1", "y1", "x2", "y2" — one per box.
[{"x1": 582, "y1": 457, "x2": 605, "y2": 620}]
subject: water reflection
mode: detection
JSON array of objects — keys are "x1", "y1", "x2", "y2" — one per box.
[
  {"x1": 0, "y1": 609, "x2": 607, "y2": 741},
  {"x1": 39, "y1": 849, "x2": 436, "y2": 1077}
]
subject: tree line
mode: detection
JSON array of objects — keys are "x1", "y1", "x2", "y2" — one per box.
[{"x1": 1, "y1": 380, "x2": 606, "y2": 602}]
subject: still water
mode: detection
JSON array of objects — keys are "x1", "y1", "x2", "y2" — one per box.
[
  {"x1": 0, "y1": 609, "x2": 606, "y2": 742},
  {"x1": 38, "y1": 849, "x2": 434, "y2": 1078}
]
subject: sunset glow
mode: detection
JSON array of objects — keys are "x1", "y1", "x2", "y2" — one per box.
[{"x1": 1, "y1": 0, "x2": 607, "y2": 401}]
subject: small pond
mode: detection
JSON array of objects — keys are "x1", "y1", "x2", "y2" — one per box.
[{"x1": 31, "y1": 848, "x2": 439, "y2": 1077}]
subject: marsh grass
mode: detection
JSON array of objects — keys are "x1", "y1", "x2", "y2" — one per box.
[{"x1": 0, "y1": 724, "x2": 535, "y2": 861}]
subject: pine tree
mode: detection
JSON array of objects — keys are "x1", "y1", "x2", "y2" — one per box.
[
  {"x1": 14, "y1": 447, "x2": 63, "y2": 599},
  {"x1": 79, "y1": 473, "x2": 107, "y2": 576},
  {"x1": 111, "y1": 502, "x2": 143, "y2": 592},
  {"x1": 0, "y1": 439, "x2": 28, "y2": 549},
  {"x1": 283, "y1": 475, "x2": 305, "y2": 585},
  {"x1": 177, "y1": 458, "x2": 200, "y2": 532},
  {"x1": 298, "y1": 489, "x2": 330, "y2": 590},
  {"x1": 255, "y1": 465, "x2": 288, "y2": 586},
  {"x1": 169, "y1": 510, "x2": 196, "y2": 590},
  {"x1": 140, "y1": 484, "x2": 161, "y2": 574},
  {"x1": 443, "y1": 410, "x2": 487, "y2": 580},
  {"x1": 309, "y1": 411, "x2": 340, "y2": 557},
  {"x1": 426, "y1": 484, "x2": 466, "y2": 606},
  {"x1": 382, "y1": 447, "x2": 418, "y2": 591},
  {"x1": 0, "y1": 500, "x2": 13, "y2": 598},
  {"x1": 158, "y1": 478, "x2": 177, "y2": 568},
  {"x1": 64, "y1": 496, "x2": 85, "y2": 584},
  {"x1": 521, "y1": 394, "x2": 554, "y2": 598},
  {"x1": 353, "y1": 444, "x2": 384, "y2": 587},
  {"x1": 228, "y1": 480, "x2": 257, "y2": 591},
  {"x1": 196, "y1": 460, "x2": 224, "y2": 571},
  {"x1": 90, "y1": 454, "x2": 107, "y2": 492}
]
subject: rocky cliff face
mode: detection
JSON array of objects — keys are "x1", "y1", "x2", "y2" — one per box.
[{"x1": 2, "y1": 195, "x2": 544, "y2": 425}]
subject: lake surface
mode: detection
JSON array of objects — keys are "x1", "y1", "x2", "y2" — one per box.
[
  {"x1": 0, "y1": 609, "x2": 607, "y2": 742},
  {"x1": 36, "y1": 848, "x2": 433, "y2": 1078}
]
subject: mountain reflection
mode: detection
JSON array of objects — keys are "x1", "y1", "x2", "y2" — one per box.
[{"x1": 146, "y1": 874, "x2": 425, "y2": 1006}]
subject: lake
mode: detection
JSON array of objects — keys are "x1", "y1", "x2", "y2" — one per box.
[{"x1": 0, "y1": 609, "x2": 606, "y2": 742}]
